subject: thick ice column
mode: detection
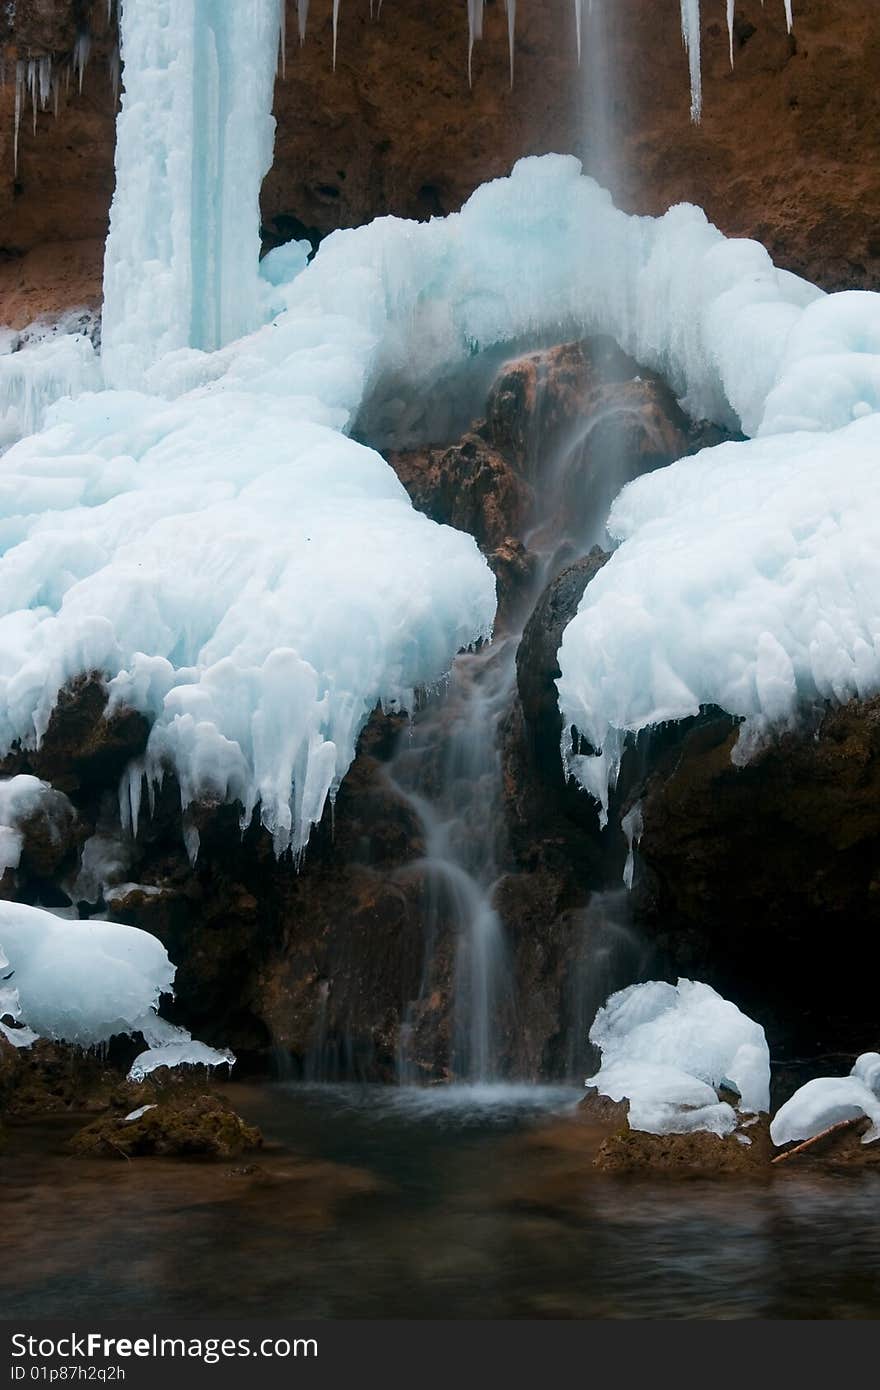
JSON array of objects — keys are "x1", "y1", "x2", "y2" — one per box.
[{"x1": 102, "y1": 0, "x2": 282, "y2": 389}]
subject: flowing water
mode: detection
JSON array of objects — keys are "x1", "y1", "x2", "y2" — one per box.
[
  {"x1": 4, "y1": 1083, "x2": 880, "y2": 1319},
  {"x1": 387, "y1": 360, "x2": 672, "y2": 1083}
]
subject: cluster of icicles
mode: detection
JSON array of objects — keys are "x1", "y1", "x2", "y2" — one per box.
[
  {"x1": 1, "y1": 0, "x2": 796, "y2": 177},
  {"x1": 296, "y1": 3, "x2": 797, "y2": 107},
  {"x1": 1, "y1": 0, "x2": 120, "y2": 175}
]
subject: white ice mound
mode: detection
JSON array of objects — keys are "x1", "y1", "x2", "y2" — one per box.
[
  {"x1": 0, "y1": 397, "x2": 495, "y2": 857},
  {"x1": 7, "y1": 152, "x2": 878, "y2": 854},
  {"x1": 0, "y1": 899, "x2": 174, "y2": 1046},
  {"x1": 770, "y1": 1053, "x2": 880, "y2": 1148},
  {"x1": 558, "y1": 413, "x2": 880, "y2": 820},
  {"x1": 587, "y1": 979, "x2": 770, "y2": 1137},
  {"x1": 0, "y1": 899, "x2": 234, "y2": 1077}
]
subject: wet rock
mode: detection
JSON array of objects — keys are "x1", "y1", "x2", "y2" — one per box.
[
  {"x1": 485, "y1": 340, "x2": 689, "y2": 476},
  {"x1": 0, "y1": 778, "x2": 82, "y2": 899},
  {"x1": 1, "y1": 674, "x2": 149, "y2": 796},
  {"x1": 593, "y1": 1122, "x2": 774, "y2": 1176},
  {"x1": 0, "y1": 1038, "x2": 125, "y2": 1118},
  {"x1": 632, "y1": 696, "x2": 880, "y2": 1057},
  {"x1": 516, "y1": 549, "x2": 610, "y2": 760},
  {"x1": 69, "y1": 1092, "x2": 263, "y2": 1160},
  {"x1": 390, "y1": 433, "x2": 532, "y2": 555},
  {"x1": 578, "y1": 1087, "x2": 630, "y2": 1128}
]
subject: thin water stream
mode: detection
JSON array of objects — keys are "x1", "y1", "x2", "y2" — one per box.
[{"x1": 387, "y1": 356, "x2": 670, "y2": 1083}]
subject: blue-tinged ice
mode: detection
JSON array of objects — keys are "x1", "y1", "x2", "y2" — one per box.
[
  {"x1": 101, "y1": 0, "x2": 283, "y2": 389},
  {"x1": 587, "y1": 978, "x2": 770, "y2": 1136}
]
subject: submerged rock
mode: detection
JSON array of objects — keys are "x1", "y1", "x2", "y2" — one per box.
[{"x1": 69, "y1": 1093, "x2": 263, "y2": 1160}]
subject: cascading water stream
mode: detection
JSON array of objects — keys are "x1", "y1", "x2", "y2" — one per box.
[{"x1": 388, "y1": 355, "x2": 670, "y2": 1084}]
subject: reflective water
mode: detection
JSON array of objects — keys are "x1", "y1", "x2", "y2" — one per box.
[{"x1": 4, "y1": 1082, "x2": 880, "y2": 1319}]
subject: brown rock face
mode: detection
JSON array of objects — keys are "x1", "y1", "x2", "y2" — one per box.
[
  {"x1": 1, "y1": 1, "x2": 878, "y2": 325},
  {"x1": 629, "y1": 698, "x2": 880, "y2": 1058}
]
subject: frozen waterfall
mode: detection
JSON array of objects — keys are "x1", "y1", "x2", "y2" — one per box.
[{"x1": 101, "y1": 0, "x2": 283, "y2": 389}]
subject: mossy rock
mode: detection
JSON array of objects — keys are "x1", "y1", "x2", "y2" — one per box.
[
  {"x1": 69, "y1": 1093, "x2": 263, "y2": 1160},
  {"x1": 594, "y1": 1120, "x2": 774, "y2": 1176}
]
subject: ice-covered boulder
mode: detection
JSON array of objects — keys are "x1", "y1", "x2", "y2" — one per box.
[
  {"x1": 0, "y1": 900, "x2": 233, "y2": 1079},
  {"x1": 770, "y1": 1053, "x2": 880, "y2": 1148},
  {"x1": 0, "y1": 775, "x2": 78, "y2": 881},
  {"x1": 558, "y1": 413, "x2": 880, "y2": 821},
  {"x1": 586, "y1": 978, "x2": 770, "y2": 1137},
  {"x1": 0, "y1": 899, "x2": 174, "y2": 1047}
]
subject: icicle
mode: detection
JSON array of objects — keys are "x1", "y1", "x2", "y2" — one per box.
[
  {"x1": 73, "y1": 31, "x2": 91, "y2": 94},
  {"x1": 467, "y1": 0, "x2": 484, "y2": 87},
  {"x1": 297, "y1": 0, "x2": 309, "y2": 45},
  {"x1": 278, "y1": 0, "x2": 286, "y2": 77},
  {"x1": 332, "y1": 0, "x2": 340, "y2": 73},
  {"x1": 726, "y1": 0, "x2": 735, "y2": 66},
  {"x1": 574, "y1": 0, "x2": 583, "y2": 65},
  {"x1": 679, "y1": 0, "x2": 702, "y2": 122},
  {"x1": 108, "y1": 43, "x2": 121, "y2": 103},
  {"x1": 13, "y1": 60, "x2": 23, "y2": 176},
  {"x1": 504, "y1": 0, "x2": 516, "y2": 88},
  {"x1": 38, "y1": 55, "x2": 52, "y2": 110},
  {"x1": 783, "y1": 1, "x2": 793, "y2": 31}
]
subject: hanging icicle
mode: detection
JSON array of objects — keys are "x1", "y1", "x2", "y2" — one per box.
[
  {"x1": 13, "y1": 59, "x2": 23, "y2": 175},
  {"x1": 278, "y1": 0, "x2": 286, "y2": 77},
  {"x1": 331, "y1": 0, "x2": 342, "y2": 71},
  {"x1": 73, "y1": 31, "x2": 91, "y2": 94},
  {"x1": 679, "y1": 0, "x2": 702, "y2": 122},
  {"x1": 295, "y1": 0, "x2": 309, "y2": 45},
  {"x1": 467, "y1": 0, "x2": 484, "y2": 88},
  {"x1": 503, "y1": 0, "x2": 516, "y2": 89},
  {"x1": 574, "y1": 0, "x2": 583, "y2": 66}
]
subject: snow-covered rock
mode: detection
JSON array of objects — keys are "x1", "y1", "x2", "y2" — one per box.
[
  {"x1": 587, "y1": 979, "x2": 770, "y2": 1137},
  {"x1": 558, "y1": 413, "x2": 880, "y2": 821},
  {"x1": 770, "y1": 1053, "x2": 880, "y2": 1147},
  {"x1": 0, "y1": 900, "x2": 232, "y2": 1079},
  {"x1": 0, "y1": 775, "x2": 77, "y2": 879}
]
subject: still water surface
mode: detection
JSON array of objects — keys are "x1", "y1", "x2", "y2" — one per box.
[{"x1": 4, "y1": 1082, "x2": 879, "y2": 1318}]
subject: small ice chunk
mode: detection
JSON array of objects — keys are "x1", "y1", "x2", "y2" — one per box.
[
  {"x1": 121, "y1": 1103, "x2": 157, "y2": 1124},
  {"x1": 127, "y1": 1039, "x2": 235, "y2": 1083},
  {"x1": 621, "y1": 800, "x2": 643, "y2": 890},
  {"x1": 770, "y1": 1053, "x2": 880, "y2": 1147}
]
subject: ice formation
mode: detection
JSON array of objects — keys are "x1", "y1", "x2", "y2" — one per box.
[
  {"x1": 0, "y1": 775, "x2": 75, "y2": 877},
  {"x1": 683, "y1": 1, "x2": 795, "y2": 123},
  {"x1": 5, "y1": 144, "x2": 880, "y2": 854},
  {"x1": 770, "y1": 1054, "x2": 880, "y2": 1147},
  {"x1": 0, "y1": 319, "x2": 100, "y2": 446},
  {"x1": 0, "y1": 898, "x2": 173, "y2": 1045},
  {"x1": 0, "y1": 899, "x2": 233, "y2": 1077},
  {"x1": 557, "y1": 412, "x2": 880, "y2": 819},
  {"x1": 586, "y1": 979, "x2": 770, "y2": 1136},
  {"x1": 128, "y1": 1012, "x2": 235, "y2": 1084},
  {"x1": 101, "y1": 0, "x2": 283, "y2": 388}
]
